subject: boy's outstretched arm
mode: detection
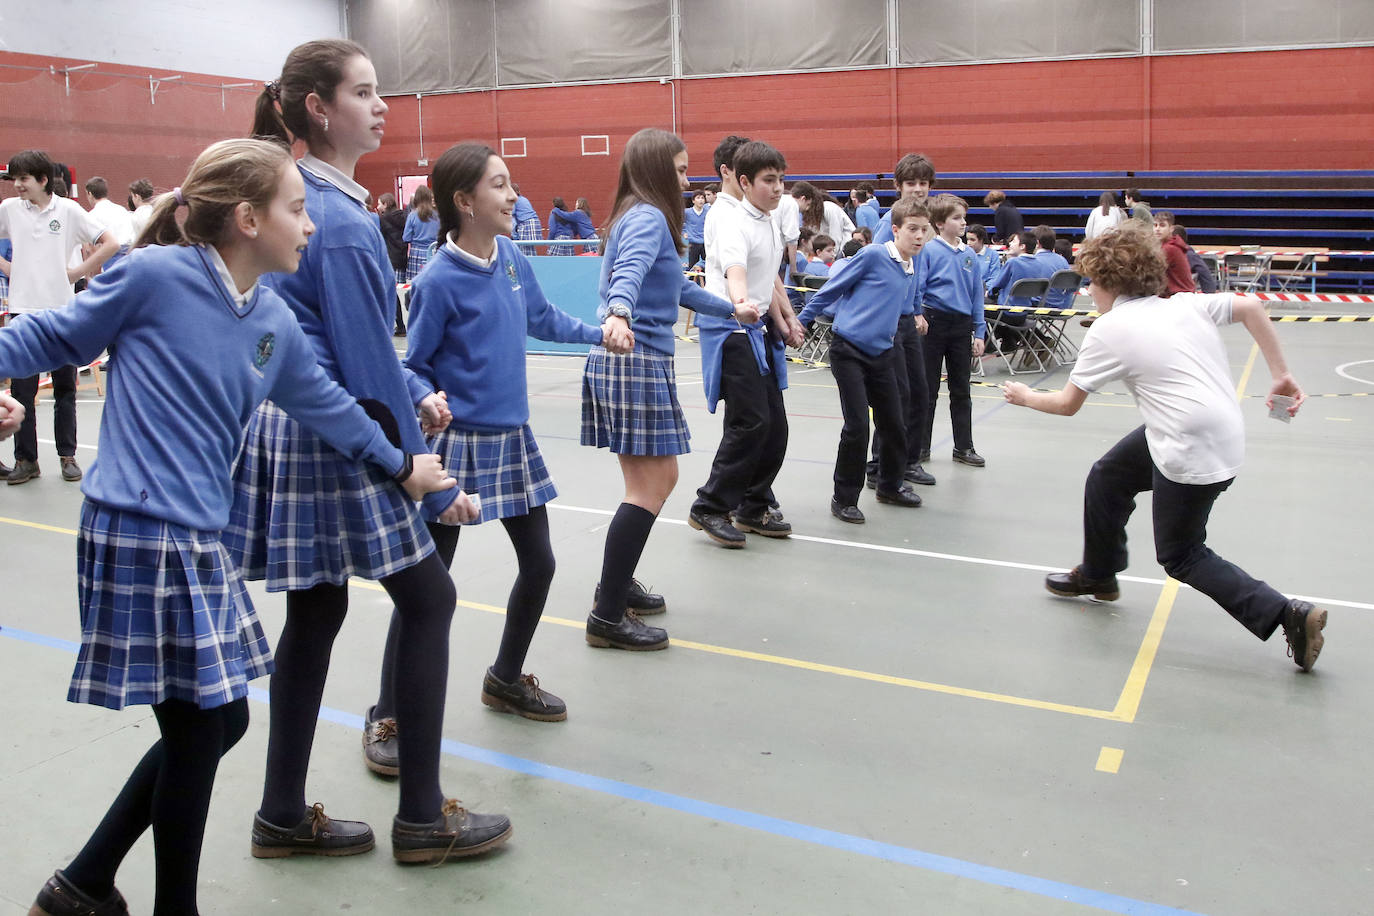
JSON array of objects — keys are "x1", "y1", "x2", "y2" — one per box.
[
  {"x1": 1003, "y1": 380, "x2": 1088, "y2": 416},
  {"x1": 1232, "y1": 296, "x2": 1304, "y2": 416}
]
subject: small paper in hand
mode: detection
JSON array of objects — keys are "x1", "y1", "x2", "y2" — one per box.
[{"x1": 1268, "y1": 394, "x2": 1295, "y2": 424}]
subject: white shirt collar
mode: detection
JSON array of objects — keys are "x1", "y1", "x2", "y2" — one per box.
[
  {"x1": 298, "y1": 154, "x2": 369, "y2": 205},
  {"x1": 738, "y1": 196, "x2": 773, "y2": 221},
  {"x1": 934, "y1": 235, "x2": 964, "y2": 252},
  {"x1": 205, "y1": 244, "x2": 256, "y2": 306},
  {"x1": 21, "y1": 195, "x2": 59, "y2": 215},
  {"x1": 884, "y1": 240, "x2": 914, "y2": 274},
  {"x1": 445, "y1": 232, "x2": 498, "y2": 268}
]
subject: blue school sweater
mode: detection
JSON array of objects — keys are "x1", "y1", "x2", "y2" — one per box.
[
  {"x1": 855, "y1": 201, "x2": 879, "y2": 231},
  {"x1": 988, "y1": 253, "x2": 1053, "y2": 308},
  {"x1": 873, "y1": 211, "x2": 894, "y2": 244},
  {"x1": 683, "y1": 206, "x2": 707, "y2": 244},
  {"x1": 264, "y1": 163, "x2": 451, "y2": 516},
  {"x1": 970, "y1": 246, "x2": 999, "y2": 288},
  {"x1": 548, "y1": 209, "x2": 572, "y2": 241},
  {"x1": 803, "y1": 259, "x2": 831, "y2": 278},
  {"x1": 0, "y1": 245, "x2": 402, "y2": 531},
  {"x1": 600, "y1": 203, "x2": 734, "y2": 357},
  {"x1": 405, "y1": 236, "x2": 602, "y2": 431},
  {"x1": 916, "y1": 237, "x2": 986, "y2": 338},
  {"x1": 403, "y1": 209, "x2": 439, "y2": 245},
  {"x1": 512, "y1": 195, "x2": 539, "y2": 229},
  {"x1": 1034, "y1": 249, "x2": 1074, "y2": 307},
  {"x1": 553, "y1": 208, "x2": 596, "y2": 239},
  {"x1": 797, "y1": 243, "x2": 917, "y2": 357}
]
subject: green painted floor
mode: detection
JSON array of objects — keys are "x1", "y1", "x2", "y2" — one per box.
[{"x1": 2, "y1": 310, "x2": 1371, "y2": 915}]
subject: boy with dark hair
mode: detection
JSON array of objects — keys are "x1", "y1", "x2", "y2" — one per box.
[
  {"x1": 866, "y1": 151, "x2": 938, "y2": 488},
  {"x1": 917, "y1": 194, "x2": 986, "y2": 468},
  {"x1": 83, "y1": 175, "x2": 134, "y2": 250},
  {"x1": 986, "y1": 229, "x2": 1051, "y2": 349},
  {"x1": 1032, "y1": 224, "x2": 1072, "y2": 307},
  {"x1": 799, "y1": 198, "x2": 929, "y2": 522},
  {"x1": 1003, "y1": 223, "x2": 1325, "y2": 673},
  {"x1": 1153, "y1": 210, "x2": 1195, "y2": 296},
  {"x1": 873, "y1": 153, "x2": 934, "y2": 245},
  {"x1": 1124, "y1": 188, "x2": 1152, "y2": 224},
  {"x1": 1172, "y1": 225, "x2": 1218, "y2": 293},
  {"x1": 691, "y1": 139, "x2": 802, "y2": 547},
  {"x1": 0, "y1": 150, "x2": 117, "y2": 483},
  {"x1": 853, "y1": 182, "x2": 880, "y2": 232},
  {"x1": 966, "y1": 224, "x2": 999, "y2": 289}
]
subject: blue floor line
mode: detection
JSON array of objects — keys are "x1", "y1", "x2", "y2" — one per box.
[{"x1": 0, "y1": 621, "x2": 1205, "y2": 916}]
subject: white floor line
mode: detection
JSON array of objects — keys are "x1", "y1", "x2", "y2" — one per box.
[{"x1": 548, "y1": 503, "x2": 1374, "y2": 611}]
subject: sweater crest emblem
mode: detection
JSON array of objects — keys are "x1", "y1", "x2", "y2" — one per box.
[
  {"x1": 253, "y1": 333, "x2": 276, "y2": 370},
  {"x1": 506, "y1": 262, "x2": 520, "y2": 290}
]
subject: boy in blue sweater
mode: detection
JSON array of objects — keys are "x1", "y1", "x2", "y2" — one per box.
[
  {"x1": 868, "y1": 152, "x2": 938, "y2": 489},
  {"x1": 799, "y1": 198, "x2": 929, "y2": 522},
  {"x1": 917, "y1": 194, "x2": 987, "y2": 468}
]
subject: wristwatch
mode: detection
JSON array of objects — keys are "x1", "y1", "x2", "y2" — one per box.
[{"x1": 607, "y1": 303, "x2": 633, "y2": 323}]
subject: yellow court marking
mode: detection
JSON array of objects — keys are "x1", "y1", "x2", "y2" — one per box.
[
  {"x1": 0, "y1": 516, "x2": 78, "y2": 536},
  {"x1": 1109, "y1": 579, "x2": 1179, "y2": 723},
  {"x1": 350, "y1": 578, "x2": 1132, "y2": 721},
  {"x1": 1095, "y1": 747, "x2": 1124, "y2": 774}
]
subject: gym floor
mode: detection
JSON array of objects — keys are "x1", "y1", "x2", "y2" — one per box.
[{"x1": 2, "y1": 303, "x2": 1371, "y2": 915}]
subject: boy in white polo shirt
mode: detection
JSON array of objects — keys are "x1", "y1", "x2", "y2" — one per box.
[
  {"x1": 1003, "y1": 224, "x2": 1326, "y2": 673},
  {"x1": 691, "y1": 139, "x2": 802, "y2": 547},
  {"x1": 0, "y1": 150, "x2": 117, "y2": 483}
]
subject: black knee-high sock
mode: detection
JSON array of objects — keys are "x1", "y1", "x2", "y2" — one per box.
[
  {"x1": 149, "y1": 698, "x2": 249, "y2": 916},
  {"x1": 380, "y1": 550, "x2": 456, "y2": 823},
  {"x1": 259, "y1": 583, "x2": 348, "y2": 826},
  {"x1": 491, "y1": 507, "x2": 555, "y2": 683},
  {"x1": 374, "y1": 524, "x2": 459, "y2": 720},
  {"x1": 63, "y1": 700, "x2": 249, "y2": 902},
  {"x1": 593, "y1": 502, "x2": 657, "y2": 624}
]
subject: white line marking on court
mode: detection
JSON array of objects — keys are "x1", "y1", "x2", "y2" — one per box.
[
  {"x1": 549, "y1": 503, "x2": 1374, "y2": 611},
  {"x1": 1335, "y1": 360, "x2": 1374, "y2": 386}
]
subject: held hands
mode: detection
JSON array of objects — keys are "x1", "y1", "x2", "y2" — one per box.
[
  {"x1": 784, "y1": 317, "x2": 805, "y2": 348},
  {"x1": 602, "y1": 317, "x2": 635, "y2": 354},
  {"x1": 401, "y1": 453, "x2": 457, "y2": 501},
  {"x1": 1002, "y1": 381, "x2": 1031, "y2": 406},
  {"x1": 0, "y1": 393, "x2": 25, "y2": 440},
  {"x1": 733, "y1": 301, "x2": 761, "y2": 324},
  {"x1": 1267, "y1": 373, "x2": 1305, "y2": 416},
  {"x1": 437, "y1": 490, "x2": 481, "y2": 525},
  {"x1": 915, "y1": 315, "x2": 929, "y2": 335},
  {"x1": 419, "y1": 391, "x2": 452, "y2": 436},
  {"x1": 66, "y1": 265, "x2": 85, "y2": 285}
]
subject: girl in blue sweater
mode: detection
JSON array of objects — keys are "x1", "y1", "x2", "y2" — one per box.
[
  {"x1": 229, "y1": 39, "x2": 511, "y2": 867},
  {"x1": 581, "y1": 128, "x2": 757, "y2": 651},
  {"x1": 401, "y1": 185, "x2": 439, "y2": 281},
  {"x1": 361, "y1": 142, "x2": 630, "y2": 730},
  {"x1": 8, "y1": 139, "x2": 453, "y2": 916}
]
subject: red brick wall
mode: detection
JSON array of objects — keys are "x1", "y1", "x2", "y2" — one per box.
[
  {"x1": 0, "y1": 50, "x2": 258, "y2": 200},
  {"x1": 5, "y1": 46, "x2": 1369, "y2": 218}
]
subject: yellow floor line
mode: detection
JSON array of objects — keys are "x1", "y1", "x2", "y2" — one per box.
[
  {"x1": 352, "y1": 579, "x2": 1128, "y2": 721},
  {"x1": 1095, "y1": 746, "x2": 1124, "y2": 774},
  {"x1": 1108, "y1": 578, "x2": 1179, "y2": 723}
]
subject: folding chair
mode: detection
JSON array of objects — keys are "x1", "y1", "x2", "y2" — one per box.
[
  {"x1": 1035, "y1": 269, "x2": 1085, "y2": 365},
  {"x1": 1271, "y1": 253, "x2": 1318, "y2": 294},
  {"x1": 1198, "y1": 254, "x2": 1222, "y2": 292},
  {"x1": 1223, "y1": 254, "x2": 1263, "y2": 293},
  {"x1": 795, "y1": 316, "x2": 834, "y2": 366},
  {"x1": 983, "y1": 278, "x2": 1049, "y2": 375}
]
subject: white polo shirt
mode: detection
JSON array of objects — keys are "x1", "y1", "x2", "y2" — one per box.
[
  {"x1": 774, "y1": 193, "x2": 800, "y2": 247},
  {"x1": 1069, "y1": 292, "x2": 1244, "y2": 485},
  {"x1": 0, "y1": 196, "x2": 106, "y2": 311},
  {"x1": 90, "y1": 197, "x2": 135, "y2": 248},
  {"x1": 709, "y1": 194, "x2": 781, "y2": 313}
]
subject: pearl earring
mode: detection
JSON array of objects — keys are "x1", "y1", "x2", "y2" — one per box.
[
  {"x1": 322, "y1": 116, "x2": 329, "y2": 132},
  {"x1": 467, "y1": 209, "x2": 474, "y2": 218}
]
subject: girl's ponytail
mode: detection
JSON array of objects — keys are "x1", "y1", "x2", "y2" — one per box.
[
  {"x1": 134, "y1": 192, "x2": 185, "y2": 249},
  {"x1": 252, "y1": 80, "x2": 292, "y2": 146}
]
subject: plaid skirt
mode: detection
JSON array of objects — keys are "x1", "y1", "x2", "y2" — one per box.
[
  {"x1": 402, "y1": 243, "x2": 435, "y2": 283},
  {"x1": 581, "y1": 345, "x2": 691, "y2": 456},
  {"x1": 70, "y1": 500, "x2": 272, "y2": 711},
  {"x1": 224, "y1": 402, "x2": 434, "y2": 591},
  {"x1": 513, "y1": 219, "x2": 542, "y2": 242},
  {"x1": 430, "y1": 424, "x2": 556, "y2": 524}
]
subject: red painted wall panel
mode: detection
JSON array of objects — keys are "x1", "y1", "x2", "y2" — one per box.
[
  {"x1": 6, "y1": 46, "x2": 1370, "y2": 222},
  {"x1": 0, "y1": 51, "x2": 257, "y2": 201}
]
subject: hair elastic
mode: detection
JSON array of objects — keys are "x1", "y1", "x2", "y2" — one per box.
[
  {"x1": 264, "y1": 80, "x2": 282, "y2": 101},
  {"x1": 173, "y1": 187, "x2": 185, "y2": 207}
]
